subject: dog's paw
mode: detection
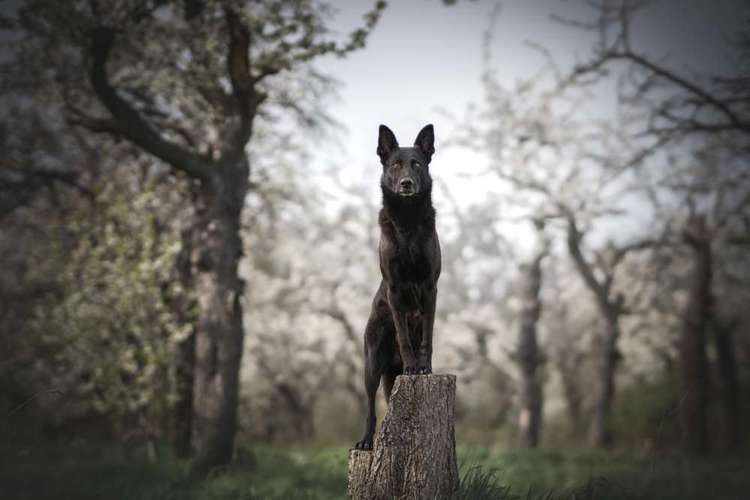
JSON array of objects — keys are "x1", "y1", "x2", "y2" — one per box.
[
  {"x1": 403, "y1": 364, "x2": 418, "y2": 375},
  {"x1": 417, "y1": 366, "x2": 432, "y2": 375},
  {"x1": 353, "y1": 438, "x2": 373, "y2": 450}
]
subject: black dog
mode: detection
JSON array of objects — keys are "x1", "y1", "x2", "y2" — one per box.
[{"x1": 354, "y1": 124, "x2": 441, "y2": 451}]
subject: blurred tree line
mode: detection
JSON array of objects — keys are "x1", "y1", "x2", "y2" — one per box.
[{"x1": 0, "y1": 0, "x2": 748, "y2": 479}]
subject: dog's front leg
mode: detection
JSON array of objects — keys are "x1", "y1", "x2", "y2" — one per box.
[
  {"x1": 418, "y1": 284, "x2": 436, "y2": 374},
  {"x1": 388, "y1": 287, "x2": 418, "y2": 374}
]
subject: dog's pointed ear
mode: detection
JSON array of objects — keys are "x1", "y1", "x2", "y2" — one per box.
[
  {"x1": 414, "y1": 124, "x2": 435, "y2": 162},
  {"x1": 377, "y1": 125, "x2": 399, "y2": 164}
]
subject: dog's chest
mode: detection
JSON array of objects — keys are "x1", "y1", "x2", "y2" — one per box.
[{"x1": 390, "y1": 237, "x2": 431, "y2": 283}]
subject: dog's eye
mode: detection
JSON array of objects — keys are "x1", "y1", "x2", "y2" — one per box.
[
  {"x1": 390, "y1": 162, "x2": 400, "y2": 169},
  {"x1": 413, "y1": 162, "x2": 421, "y2": 168}
]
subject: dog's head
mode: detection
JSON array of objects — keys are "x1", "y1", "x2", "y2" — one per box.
[{"x1": 377, "y1": 124, "x2": 435, "y2": 199}]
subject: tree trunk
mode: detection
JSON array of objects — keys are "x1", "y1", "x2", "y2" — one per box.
[
  {"x1": 714, "y1": 318, "x2": 742, "y2": 450},
  {"x1": 174, "y1": 329, "x2": 196, "y2": 458},
  {"x1": 557, "y1": 356, "x2": 583, "y2": 436},
  {"x1": 589, "y1": 315, "x2": 620, "y2": 448},
  {"x1": 348, "y1": 374, "x2": 459, "y2": 500},
  {"x1": 565, "y1": 216, "x2": 622, "y2": 449},
  {"x1": 516, "y1": 225, "x2": 547, "y2": 448},
  {"x1": 190, "y1": 164, "x2": 249, "y2": 476},
  {"x1": 276, "y1": 382, "x2": 316, "y2": 442},
  {"x1": 173, "y1": 218, "x2": 198, "y2": 458},
  {"x1": 680, "y1": 215, "x2": 711, "y2": 454}
]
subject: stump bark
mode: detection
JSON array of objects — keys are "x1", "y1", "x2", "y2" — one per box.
[{"x1": 348, "y1": 374, "x2": 459, "y2": 500}]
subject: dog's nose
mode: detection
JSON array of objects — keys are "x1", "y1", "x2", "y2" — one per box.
[{"x1": 400, "y1": 178, "x2": 414, "y2": 190}]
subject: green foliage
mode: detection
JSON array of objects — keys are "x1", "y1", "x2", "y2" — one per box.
[
  {"x1": 26, "y1": 176, "x2": 191, "y2": 436},
  {"x1": 609, "y1": 375, "x2": 681, "y2": 451}
]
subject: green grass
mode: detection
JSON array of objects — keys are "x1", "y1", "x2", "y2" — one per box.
[
  {"x1": 455, "y1": 447, "x2": 750, "y2": 499},
  {"x1": 1, "y1": 440, "x2": 749, "y2": 500}
]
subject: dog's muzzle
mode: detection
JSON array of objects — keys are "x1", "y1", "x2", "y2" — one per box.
[{"x1": 398, "y1": 178, "x2": 416, "y2": 196}]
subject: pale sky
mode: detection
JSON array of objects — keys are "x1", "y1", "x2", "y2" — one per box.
[
  {"x1": 318, "y1": 0, "x2": 744, "y2": 156},
  {"x1": 312, "y1": 0, "x2": 747, "y2": 250}
]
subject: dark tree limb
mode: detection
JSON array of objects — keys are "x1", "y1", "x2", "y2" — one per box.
[
  {"x1": 223, "y1": 8, "x2": 262, "y2": 156},
  {"x1": 88, "y1": 26, "x2": 212, "y2": 181},
  {"x1": 556, "y1": 0, "x2": 750, "y2": 143}
]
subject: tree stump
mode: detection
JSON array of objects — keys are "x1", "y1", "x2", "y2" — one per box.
[{"x1": 347, "y1": 374, "x2": 459, "y2": 500}]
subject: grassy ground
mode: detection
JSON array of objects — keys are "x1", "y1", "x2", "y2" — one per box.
[{"x1": 1, "y1": 440, "x2": 749, "y2": 500}]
